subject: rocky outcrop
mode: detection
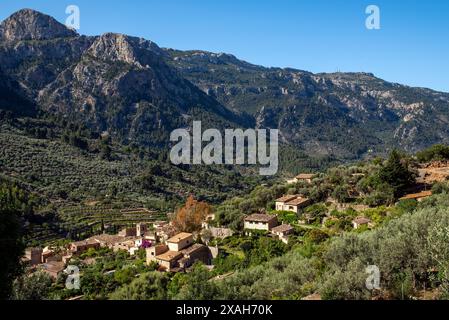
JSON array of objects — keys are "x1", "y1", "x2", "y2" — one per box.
[{"x1": 0, "y1": 8, "x2": 77, "y2": 41}]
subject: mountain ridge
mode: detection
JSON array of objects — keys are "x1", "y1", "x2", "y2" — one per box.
[
  {"x1": 165, "y1": 49, "x2": 449, "y2": 156},
  {"x1": 0, "y1": 9, "x2": 247, "y2": 149},
  {"x1": 1, "y1": 9, "x2": 449, "y2": 159},
  {"x1": 0, "y1": 8, "x2": 78, "y2": 41}
]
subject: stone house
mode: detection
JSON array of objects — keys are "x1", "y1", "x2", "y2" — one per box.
[
  {"x1": 275, "y1": 195, "x2": 311, "y2": 214},
  {"x1": 40, "y1": 261, "x2": 65, "y2": 279},
  {"x1": 271, "y1": 224, "x2": 294, "y2": 244},
  {"x1": 352, "y1": 217, "x2": 373, "y2": 229},
  {"x1": 154, "y1": 251, "x2": 183, "y2": 271},
  {"x1": 275, "y1": 195, "x2": 300, "y2": 211},
  {"x1": 69, "y1": 239, "x2": 101, "y2": 255},
  {"x1": 287, "y1": 173, "x2": 316, "y2": 184},
  {"x1": 244, "y1": 214, "x2": 278, "y2": 231},
  {"x1": 25, "y1": 248, "x2": 43, "y2": 265},
  {"x1": 271, "y1": 224, "x2": 294, "y2": 238},
  {"x1": 118, "y1": 227, "x2": 137, "y2": 237},
  {"x1": 136, "y1": 223, "x2": 148, "y2": 237},
  {"x1": 145, "y1": 232, "x2": 212, "y2": 272},
  {"x1": 166, "y1": 233, "x2": 193, "y2": 252}
]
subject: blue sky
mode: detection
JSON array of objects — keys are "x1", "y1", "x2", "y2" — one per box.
[{"x1": 1, "y1": 0, "x2": 448, "y2": 92}]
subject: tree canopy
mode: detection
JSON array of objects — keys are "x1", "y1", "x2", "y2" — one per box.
[
  {"x1": 378, "y1": 150, "x2": 415, "y2": 197},
  {"x1": 172, "y1": 196, "x2": 212, "y2": 233},
  {"x1": 0, "y1": 183, "x2": 28, "y2": 300}
]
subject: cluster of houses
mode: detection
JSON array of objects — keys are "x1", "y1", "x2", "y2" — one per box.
[
  {"x1": 348, "y1": 190, "x2": 432, "y2": 230},
  {"x1": 67, "y1": 221, "x2": 177, "y2": 256},
  {"x1": 244, "y1": 214, "x2": 294, "y2": 244},
  {"x1": 24, "y1": 179, "x2": 433, "y2": 280},
  {"x1": 146, "y1": 232, "x2": 217, "y2": 272},
  {"x1": 23, "y1": 220, "x2": 219, "y2": 278},
  {"x1": 241, "y1": 193, "x2": 315, "y2": 244},
  {"x1": 23, "y1": 247, "x2": 68, "y2": 279},
  {"x1": 245, "y1": 188, "x2": 386, "y2": 237}
]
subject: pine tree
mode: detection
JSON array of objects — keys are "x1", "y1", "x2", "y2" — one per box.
[{"x1": 378, "y1": 150, "x2": 415, "y2": 197}]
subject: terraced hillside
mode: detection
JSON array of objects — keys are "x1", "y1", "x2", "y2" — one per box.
[
  {"x1": 0, "y1": 119, "x2": 263, "y2": 205},
  {"x1": 26, "y1": 204, "x2": 167, "y2": 245},
  {"x1": 0, "y1": 117, "x2": 267, "y2": 245}
]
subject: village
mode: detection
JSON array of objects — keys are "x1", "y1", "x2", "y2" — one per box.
[
  {"x1": 22, "y1": 163, "x2": 438, "y2": 285},
  {"x1": 12, "y1": 142, "x2": 449, "y2": 301},
  {"x1": 23, "y1": 206, "x2": 299, "y2": 278}
]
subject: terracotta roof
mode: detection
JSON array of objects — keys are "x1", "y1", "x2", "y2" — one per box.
[
  {"x1": 71, "y1": 239, "x2": 99, "y2": 247},
  {"x1": 41, "y1": 261, "x2": 65, "y2": 273},
  {"x1": 157, "y1": 224, "x2": 176, "y2": 233},
  {"x1": 353, "y1": 217, "x2": 371, "y2": 225},
  {"x1": 400, "y1": 191, "x2": 432, "y2": 200},
  {"x1": 285, "y1": 197, "x2": 310, "y2": 206},
  {"x1": 271, "y1": 224, "x2": 294, "y2": 233},
  {"x1": 296, "y1": 173, "x2": 316, "y2": 179},
  {"x1": 181, "y1": 243, "x2": 207, "y2": 256},
  {"x1": 153, "y1": 244, "x2": 168, "y2": 250},
  {"x1": 91, "y1": 234, "x2": 126, "y2": 245},
  {"x1": 155, "y1": 251, "x2": 183, "y2": 262},
  {"x1": 167, "y1": 232, "x2": 193, "y2": 244},
  {"x1": 244, "y1": 214, "x2": 277, "y2": 223},
  {"x1": 275, "y1": 195, "x2": 300, "y2": 203},
  {"x1": 115, "y1": 239, "x2": 136, "y2": 246}
]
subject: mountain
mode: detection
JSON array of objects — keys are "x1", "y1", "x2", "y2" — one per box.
[
  {"x1": 1, "y1": 9, "x2": 449, "y2": 164},
  {"x1": 0, "y1": 67, "x2": 35, "y2": 116},
  {"x1": 0, "y1": 9, "x2": 246, "y2": 148},
  {"x1": 165, "y1": 49, "x2": 449, "y2": 157},
  {"x1": 0, "y1": 8, "x2": 78, "y2": 42},
  {"x1": 0, "y1": 9, "x2": 266, "y2": 207}
]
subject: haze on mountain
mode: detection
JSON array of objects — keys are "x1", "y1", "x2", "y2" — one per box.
[{"x1": 1, "y1": 8, "x2": 449, "y2": 161}]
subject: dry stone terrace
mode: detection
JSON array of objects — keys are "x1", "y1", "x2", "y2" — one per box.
[{"x1": 24, "y1": 203, "x2": 167, "y2": 244}]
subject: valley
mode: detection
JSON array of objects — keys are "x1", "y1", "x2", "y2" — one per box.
[{"x1": 1, "y1": 8, "x2": 449, "y2": 302}]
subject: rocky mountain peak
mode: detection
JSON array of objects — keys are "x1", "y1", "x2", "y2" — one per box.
[
  {"x1": 0, "y1": 8, "x2": 78, "y2": 42},
  {"x1": 87, "y1": 32, "x2": 165, "y2": 67},
  {"x1": 87, "y1": 33, "x2": 141, "y2": 65}
]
